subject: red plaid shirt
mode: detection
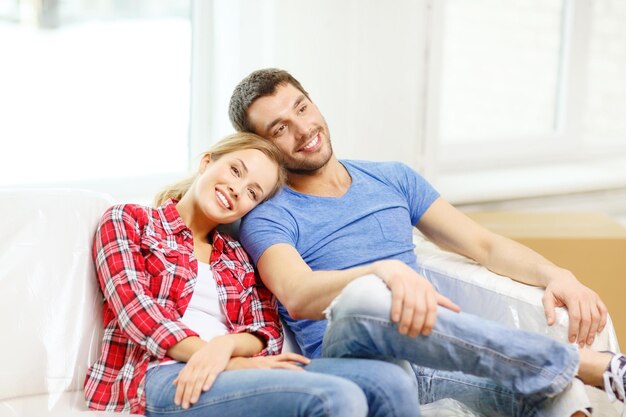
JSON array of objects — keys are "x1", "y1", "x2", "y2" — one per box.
[{"x1": 84, "y1": 199, "x2": 282, "y2": 414}]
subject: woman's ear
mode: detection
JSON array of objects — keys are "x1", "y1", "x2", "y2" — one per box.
[{"x1": 199, "y1": 152, "x2": 212, "y2": 173}]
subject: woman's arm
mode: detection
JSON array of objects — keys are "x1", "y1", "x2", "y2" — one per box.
[
  {"x1": 222, "y1": 234, "x2": 284, "y2": 356},
  {"x1": 93, "y1": 205, "x2": 198, "y2": 358},
  {"x1": 167, "y1": 333, "x2": 309, "y2": 409}
]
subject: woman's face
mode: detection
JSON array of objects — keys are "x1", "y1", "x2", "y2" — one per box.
[{"x1": 194, "y1": 148, "x2": 278, "y2": 225}]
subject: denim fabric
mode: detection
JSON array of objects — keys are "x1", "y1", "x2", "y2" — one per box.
[
  {"x1": 322, "y1": 275, "x2": 588, "y2": 417},
  {"x1": 145, "y1": 357, "x2": 420, "y2": 417}
]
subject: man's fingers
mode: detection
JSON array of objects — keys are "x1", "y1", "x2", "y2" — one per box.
[
  {"x1": 598, "y1": 300, "x2": 608, "y2": 333},
  {"x1": 389, "y1": 278, "x2": 405, "y2": 323},
  {"x1": 399, "y1": 281, "x2": 417, "y2": 335},
  {"x1": 577, "y1": 304, "x2": 592, "y2": 347},
  {"x1": 586, "y1": 304, "x2": 601, "y2": 346},
  {"x1": 436, "y1": 293, "x2": 460, "y2": 313},
  {"x1": 406, "y1": 294, "x2": 425, "y2": 337},
  {"x1": 542, "y1": 293, "x2": 556, "y2": 326},
  {"x1": 420, "y1": 291, "x2": 438, "y2": 337},
  {"x1": 567, "y1": 302, "x2": 581, "y2": 343}
]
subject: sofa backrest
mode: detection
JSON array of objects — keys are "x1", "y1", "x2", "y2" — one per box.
[{"x1": 0, "y1": 188, "x2": 113, "y2": 401}]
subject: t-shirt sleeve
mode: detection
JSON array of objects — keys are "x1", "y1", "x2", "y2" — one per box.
[
  {"x1": 239, "y1": 201, "x2": 298, "y2": 265},
  {"x1": 386, "y1": 162, "x2": 440, "y2": 225}
]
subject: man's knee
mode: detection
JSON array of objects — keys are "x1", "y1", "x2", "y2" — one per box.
[{"x1": 326, "y1": 275, "x2": 392, "y2": 322}]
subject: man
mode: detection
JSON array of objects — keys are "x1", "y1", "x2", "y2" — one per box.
[{"x1": 229, "y1": 68, "x2": 626, "y2": 416}]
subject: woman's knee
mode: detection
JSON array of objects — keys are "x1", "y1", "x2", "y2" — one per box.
[
  {"x1": 326, "y1": 275, "x2": 392, "y2": 322},
  {"x1": 363, "y1": 361, "x2": 419, "y2": 416},
  {"x1": 313, "y1": 376, "x2": 369, "y2": 417}
]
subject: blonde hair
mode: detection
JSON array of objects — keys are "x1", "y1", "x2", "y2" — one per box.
[{"x1": 154, "y1": 132, "x2": 286, "y2": 207}]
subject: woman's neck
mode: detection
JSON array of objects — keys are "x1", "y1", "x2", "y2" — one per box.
[{"x1": 175, "y1": 196, "x2": 216, "y2": 263}]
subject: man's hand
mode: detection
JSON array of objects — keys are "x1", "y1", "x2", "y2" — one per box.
[
  {"x1": 372, "y1": 260, "x2": 461, "y2": 338},
  {"x1": 226, "y1": 352, "x2": 311, "y2": 371},
  {"x1": 543, "y1": 269, "x2": 608, "y2": 346}
]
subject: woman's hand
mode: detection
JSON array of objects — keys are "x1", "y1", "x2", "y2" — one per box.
[
  {"x1": 173, "y1": 336, "x2": 235, "y2": 409},
  {"x1": 226, "y1": 352, "x2": 311, "y2": 371}
]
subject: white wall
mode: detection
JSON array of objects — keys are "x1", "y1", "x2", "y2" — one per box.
[{"x1": 202, "y1": 0, "x2": 427, "y2": 170}]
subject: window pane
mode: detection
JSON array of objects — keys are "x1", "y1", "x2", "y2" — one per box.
[
  {"x1": 439, "y1": 0, "x2": 564, "y2": 144},
  {"x1": 584, "y1": 0, "x2": 626, "y2": 143},
  {"x1": 0, "y1": 1, "x2": 190, "y2": 186}
]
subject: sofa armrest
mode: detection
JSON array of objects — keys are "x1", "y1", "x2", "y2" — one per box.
[{"x1": 413, "y1": 232, "x2": 621, "y2": 352}]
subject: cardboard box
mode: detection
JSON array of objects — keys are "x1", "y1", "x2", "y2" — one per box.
[{"x1": 465, "y1": 211, "x2": 626, "y2": 346}]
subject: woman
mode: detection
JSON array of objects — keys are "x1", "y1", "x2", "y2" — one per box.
[{"x1": 84, "y1": 132, "x2": 418, "y2": 417}]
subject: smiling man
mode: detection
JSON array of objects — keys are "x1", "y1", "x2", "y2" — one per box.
[{"x1": 229, "y1": 68, "x2": 626, "y2": 417}]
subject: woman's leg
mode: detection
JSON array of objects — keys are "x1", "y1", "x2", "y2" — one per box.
[
  {"x1": 145, "y1": 363, "x2": 368, "y2": 417},
  {"x1": 305, "y1": 357, "x2": 420, "y2": 417}
]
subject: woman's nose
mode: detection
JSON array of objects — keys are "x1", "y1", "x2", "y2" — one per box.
[{"x1": 228, "y1": 184, "x2": 239, "y2": 199}]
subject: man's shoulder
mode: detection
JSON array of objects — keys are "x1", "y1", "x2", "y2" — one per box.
[
  {"x1": 247, "y1": 188, "x2": 295, "y2": 216},
  {"x1": 342, "y1": 159, "x2": 413, "y2": 181},
  {"x1": 241, "y1": 189, "x2": 297, "y2": 231}
]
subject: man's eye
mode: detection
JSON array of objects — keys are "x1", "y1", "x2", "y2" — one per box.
[
  {"x1": 299, "y1": 105, "x2": 307, "y2": 114},
  {"x1": 274, "y1": 125, "x2": 285, "y2": 137},
  {"x1": 231, "y1": 166, "x2": 240, "y2": 176}
]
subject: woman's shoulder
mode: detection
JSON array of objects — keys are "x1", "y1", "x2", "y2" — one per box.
[
  {"x1": 98, "y1": 203, "x2": 154, "y2": 230},
  {"x1": 213, "y1": 230, "x2": 253, "y2": 263}
]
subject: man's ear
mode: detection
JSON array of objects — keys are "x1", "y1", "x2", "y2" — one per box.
[{"x1": 199, "y1": 152, "x2": 212, "y2": 173}]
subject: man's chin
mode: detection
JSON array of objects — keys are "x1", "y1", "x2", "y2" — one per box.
[{"x1": 285, "y1": 157, "x2": 332, "y2": 175}]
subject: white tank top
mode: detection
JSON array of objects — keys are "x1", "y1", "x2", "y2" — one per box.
[
  {"x1": 182, "y1": 261, "x2": 229, "y2": 341},
  {"x1": 150, "y1": 261, "x2": 229, "y2": 368}
]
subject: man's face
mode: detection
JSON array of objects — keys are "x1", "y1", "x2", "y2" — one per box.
[{"x1": 247, "y1": 83, "x2": 333, "y2": 174}]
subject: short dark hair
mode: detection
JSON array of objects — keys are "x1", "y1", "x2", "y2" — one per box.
[{"x1": 229, "y1": 68, "x2": 309, "y2": 133}]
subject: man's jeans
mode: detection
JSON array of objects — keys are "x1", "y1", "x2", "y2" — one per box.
[
  {"x1": 322, "y1": 275, "x2": 591, "y2": 417},
  {"x1": 145, "y1": 357, "x2": 420, "y2": 417}
]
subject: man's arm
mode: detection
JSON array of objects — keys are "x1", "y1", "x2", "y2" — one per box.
[
  {"x1": 256, "y1": 243, "x2": 459, "y2": 337},
  {"x1": 416, "y1": 197, "x2": 608, "y2": 346}
]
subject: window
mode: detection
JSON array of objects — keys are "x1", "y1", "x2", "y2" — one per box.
[
  {"x1": 0, "y1": 1, "x2": 191, "y2": 193},
  {"x1": 584, "y1": 0, "x2": 626, "y2": 143},
  {"x1": 428, "y1": 0, "x2": 626, "y2": 172}
]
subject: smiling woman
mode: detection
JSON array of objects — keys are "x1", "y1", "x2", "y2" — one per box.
[{"x1": 0, "y1": 1, "x2": 191, "y2": 196}]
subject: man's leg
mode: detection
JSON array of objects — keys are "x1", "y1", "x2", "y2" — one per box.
[
  {"x1": 322, "y1": 275, "x2": 590, "y2": 415},
  {"x1": 305, "y1": 357, "x2": 421, "y2": 417},
  {"x1": 414, "y1": 367, "x2": 592, "y2": 417}
]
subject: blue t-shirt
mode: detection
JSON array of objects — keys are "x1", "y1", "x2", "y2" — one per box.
[{"x1": 240, "y1": 160, "x2": 440, "y2": 358}]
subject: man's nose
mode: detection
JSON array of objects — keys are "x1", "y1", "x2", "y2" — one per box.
[{"x1": 294, "y1": 119, "x2": 310, "y2": 140}]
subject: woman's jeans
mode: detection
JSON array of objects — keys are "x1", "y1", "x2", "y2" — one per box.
[
  {"x1": 322, "y1": 275, "x2": 590, "y2": 417},
  {"x1": 145, "y1": 357, "x2": 420, "y2": 417}
]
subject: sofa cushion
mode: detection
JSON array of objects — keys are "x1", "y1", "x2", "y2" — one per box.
[{"x1": 0, "y1": 189, "x2": 113, "y2": 402}]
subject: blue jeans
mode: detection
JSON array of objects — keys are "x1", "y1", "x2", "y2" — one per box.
[
  {"x1": 145, "y1": 357, "x2": 420, "y2": 417},
  {"x1": 322, "y1": 275, "x2": 586, "y2": 417}
]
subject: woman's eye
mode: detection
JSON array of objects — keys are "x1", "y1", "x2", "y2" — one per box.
[{"x1": 231, "y1": 166, "x2": 240, "y2": 176}]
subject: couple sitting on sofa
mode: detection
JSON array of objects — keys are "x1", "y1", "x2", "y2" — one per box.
[{"x1": 85, "y1": 68, "x2": 626, "y2": 417}]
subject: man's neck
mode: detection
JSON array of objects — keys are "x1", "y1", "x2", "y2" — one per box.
[{"x1": 287, "y1": 156, "x2": 351, "y2": 197}]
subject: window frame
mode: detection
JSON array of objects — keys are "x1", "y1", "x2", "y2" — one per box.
[{"x1": 424, "y1": 0, "x2": 626, "y2": 178}]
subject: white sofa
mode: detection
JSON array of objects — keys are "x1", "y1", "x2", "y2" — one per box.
[{"x1": 0, "y1": 188, "x2": 621, "y2": 416}]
